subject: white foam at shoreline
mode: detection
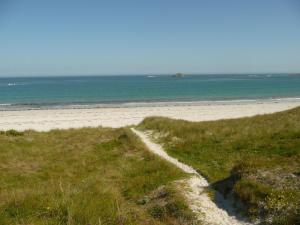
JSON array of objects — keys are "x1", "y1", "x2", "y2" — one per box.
[{"x1": 1, "y1": 97, "x2": 300, "y2": 111}]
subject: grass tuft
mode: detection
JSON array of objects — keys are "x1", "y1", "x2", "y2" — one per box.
[{"x1": 0, "y1": 129, "x2": 24, "y2": 136}]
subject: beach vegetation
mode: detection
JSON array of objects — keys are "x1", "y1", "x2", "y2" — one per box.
[
  {"x1": 0, "y1": 127, "x2": 197, "y2": 224},
  {"x1": 138, "y1": 106, "x2": 300, "y2": 224},
  {"x1": 1, "y1": 129, "x2": 24, "y2": 136}
]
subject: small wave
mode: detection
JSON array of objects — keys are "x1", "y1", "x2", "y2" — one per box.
[
  {"x1": 7, "y1": 82, "x2": 25, "y2": 86},
  {"x1": 273, "y1": 97, "x2": 300, "y2": 101}
]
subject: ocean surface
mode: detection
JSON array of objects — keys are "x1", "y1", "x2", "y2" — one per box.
[{"x1": 0, "y1": 74, "x2": 300, "y2": 110}]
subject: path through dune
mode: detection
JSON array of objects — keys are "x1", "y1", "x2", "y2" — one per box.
[{"x1": 131, "y1": 128, "x2": 254, "y2": 225}]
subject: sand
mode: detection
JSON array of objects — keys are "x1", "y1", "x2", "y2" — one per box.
[{"x1": 0, "y1": 101, "x2": 299, "y2": 131}]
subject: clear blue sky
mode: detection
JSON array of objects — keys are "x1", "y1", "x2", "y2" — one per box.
[{"x1": 0, "y1": 0, "x2": 300, "y2": 76}]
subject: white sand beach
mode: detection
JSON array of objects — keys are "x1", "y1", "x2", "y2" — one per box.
[{"x1": 0, "y1": 101, "x2": 299, "y2": 131}]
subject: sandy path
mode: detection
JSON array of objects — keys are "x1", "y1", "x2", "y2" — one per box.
[
  {"x1": 0, "y1": 101, "x2": 299, "y2": 131},
  {"x1": 131, "y1": 128, "x2": 253, "y2": 225}
]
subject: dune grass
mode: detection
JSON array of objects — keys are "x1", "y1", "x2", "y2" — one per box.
[
  {"x1": 139, "y1": 107, "x2": 300, "y2": 224},
  {"x1": 0, "y1": 127, "x2": 197, "y2": 225}
]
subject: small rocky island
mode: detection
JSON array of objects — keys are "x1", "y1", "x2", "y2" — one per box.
[{"x1": 172, "y1": 72, "x2": 185, "y2": 78}]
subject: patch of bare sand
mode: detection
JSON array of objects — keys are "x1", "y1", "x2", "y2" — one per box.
[{"x1": 1, "y1": 101, "x2": 299, "y2": 131}]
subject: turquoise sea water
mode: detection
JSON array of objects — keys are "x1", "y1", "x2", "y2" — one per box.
[{"x1": 0, "y1": 74, "x2": 300, "y2": 109}]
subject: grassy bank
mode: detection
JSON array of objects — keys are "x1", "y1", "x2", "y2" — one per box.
[
  {"x1": 139, "y1": 107, "x2": 300, "y2": 224},
  {"x1": 0, "y1": 127, "x2": 197, "y2": 225}
]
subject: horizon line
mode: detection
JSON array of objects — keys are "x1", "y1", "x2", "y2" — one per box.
[{"x1": 0, "y1": 72, "x2": 299, "y2": 78}]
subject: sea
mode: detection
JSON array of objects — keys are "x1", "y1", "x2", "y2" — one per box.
[{"x1": 1, "y1": 74, "x2": 300, "y2": 110}]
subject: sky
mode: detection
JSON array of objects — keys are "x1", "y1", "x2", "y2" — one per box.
[{"x1": 0, "y1": 0, "x2": 300, "y2": 76}]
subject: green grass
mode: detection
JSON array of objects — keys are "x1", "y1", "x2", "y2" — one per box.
[
  {"x1": 139, "y1": 107, "x2": 300, "y2": 224},
  {"x1": 0, "y1": 127, "x2": 197, "y2": 225}
]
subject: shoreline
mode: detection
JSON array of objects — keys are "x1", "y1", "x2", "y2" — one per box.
[
  {"x1": 1, "y1": 97, "x2": 300, "y2": 111},
  {"x1": 0, "y1": 100, "x2": 299, "y2": 131}
]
